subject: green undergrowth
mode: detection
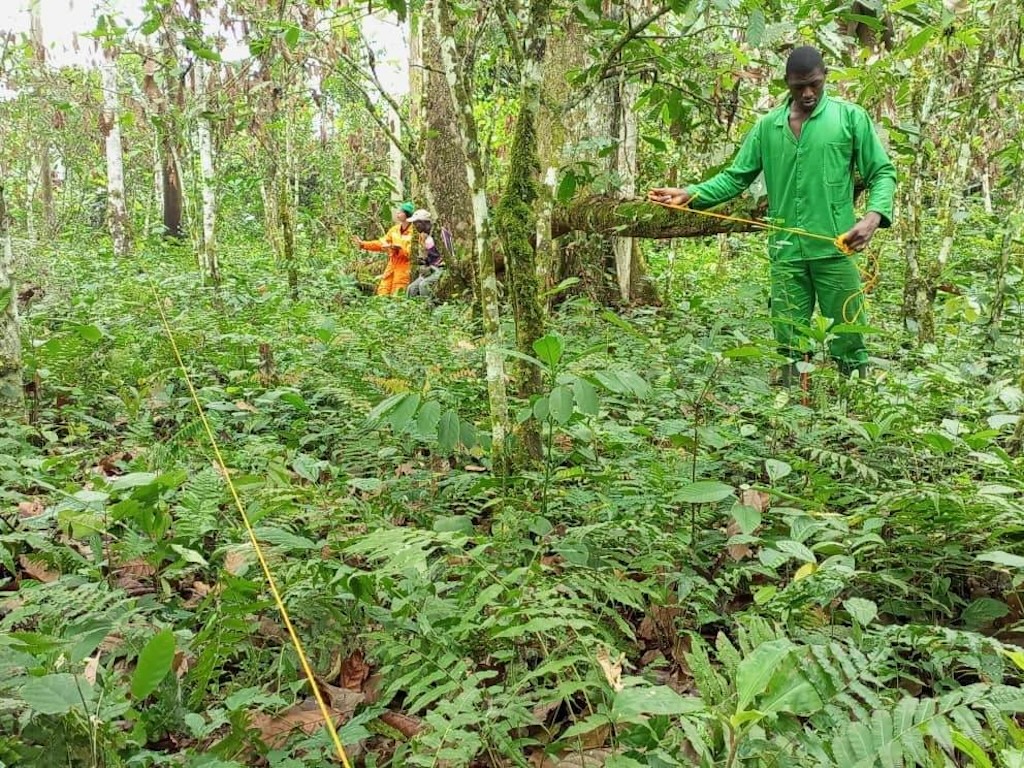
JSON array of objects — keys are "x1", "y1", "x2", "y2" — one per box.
[{"x1": 2, "y1": 230, "x2": 1023, "y2": 767}]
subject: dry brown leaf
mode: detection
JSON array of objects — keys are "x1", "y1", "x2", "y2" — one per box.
[
  {"x1": 224, "y1": 548, "x2": 250, "y2": 576},
  {"x1": 98, "y1": 451, "x2": 133, "y2": 476},
  {"x1": 339, "y1": 649, "x2": 371, "y2": 691},
  {"x1": 454, "y1": 339, "x2": 476, "y2": 351},
  {"x1": 726, "y1": 520, "x2": 753, "y2": 561},
  {"x1": 464, "y1": 464, "x2": 487, "y2": 473},
  {"x1": 235, "y1": 401, "x2": 258, "y2": 413},
  {"x1": 173, "y1": 650, "x2": 191, "y2": 679},
  {"x1": 19, "y1": 555, "x2": 59, "y2": 583},
  {"x1": 740, "y1": 488, "x2": 770, "y2": 513},
  {"x1": 251, "y1": 685, "x2": 364, "y2": 749},
  {"x1": 556, "y1": 741, "x2": 615, "y2": 765},
  {"x1": 394, "y1": 462, "x2": 416, "y2": 478},
  {"x1": 17, "y1": 499, "x2": 45, "y2": 518},
  {"x1": 595, "y1": 648, "x2": 624, "y2": 693},
  {"x1": 83, "y1": 654, "x2": 100, "y2": 685},
  {"x1": 99, "y1": 633, "x2": 124, "y2": 652},
  {"x1": 379, "y1": 711, "x2": 422, "y2": 739}
]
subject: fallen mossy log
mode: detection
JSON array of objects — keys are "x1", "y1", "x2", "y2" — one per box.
[{"x1": 551, "y1": 196, "x2": 766, "y2": 240}]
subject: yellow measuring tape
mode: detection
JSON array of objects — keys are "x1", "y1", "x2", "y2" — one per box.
[
  {"x1": 651, "y1": 195, "x2": 878, "y2": 324},
  {"x1": 147, "y1": 276, "x2": 353, "y2": 768}
]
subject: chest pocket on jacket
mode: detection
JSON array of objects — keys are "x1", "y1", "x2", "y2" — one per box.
[{"x1": 824, "y1": 140, "x2": 854, "y2": 186}]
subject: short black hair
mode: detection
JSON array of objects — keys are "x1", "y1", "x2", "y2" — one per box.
[{"x1": 786, "y1": 46, "x2": 825, "y2": 77}]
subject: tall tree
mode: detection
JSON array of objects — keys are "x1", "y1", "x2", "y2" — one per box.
[
  {"x1": 0, "y1": 180, "x2": 20, "y2": 411},
  {"x1": 28, "y1": 0, "x2": 55, "y2": 237},
  {"x1": 433, "y1": 0, "x2": 512, "y2": 471},
  {"x1": 195, "y1": 61, "x2": 218, "y2": 283},
  {"x1": 101, "y1": 50, "x2": 131, "y2": 258}
]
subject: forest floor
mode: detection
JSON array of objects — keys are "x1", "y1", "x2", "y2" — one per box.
[{"x1": 2, "y1": 226, "x2": 1024, "y2": 767}]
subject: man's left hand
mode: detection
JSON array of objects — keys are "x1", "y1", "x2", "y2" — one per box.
[{"x1": 841, "y1": 212, "x2": 882, "y2": 252}]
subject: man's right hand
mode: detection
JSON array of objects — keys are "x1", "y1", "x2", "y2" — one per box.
[{"x1": 647, "y1": 187, "x2": 692, "y2": 206}]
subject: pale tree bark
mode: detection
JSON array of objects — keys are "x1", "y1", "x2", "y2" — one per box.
[
  {"x1": 388, "y1": 103, "x2": 403, "y2": 202},
  {"x1": 101, "y1": 53, "x2": 130, "y2": 259},
  {"x1": 196, "y1": 61, "x2": 218, "y2": 284},
  {"x1": 609, "y1": 0, "x2": 643, "y2": 303},
  {"x1": 434, "y1": 0, "x2": 511, "y2": 472},
  {"x1": 901, "y1": 65, "x2": 937, "y2": 340},
  {"x1": 29, "y1": 0, "x2": 55, "y2": 237},
  {"x1": 0, "y1": 182, "x2": 21, "y2": 411}
]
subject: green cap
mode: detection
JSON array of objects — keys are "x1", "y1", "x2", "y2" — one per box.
[{"x1": 400, "y1": 202, "x2": 415, "y2": 215}]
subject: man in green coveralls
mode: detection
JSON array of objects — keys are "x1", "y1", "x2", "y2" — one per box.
[{"x1": 650, "y1": 46, "x2": 897, "y2": 381}]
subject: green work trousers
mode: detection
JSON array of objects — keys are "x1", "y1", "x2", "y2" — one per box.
[{"x1": 769, "y1": 256, "x2": 868, "y2": 371}]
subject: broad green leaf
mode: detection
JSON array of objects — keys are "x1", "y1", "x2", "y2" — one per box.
[
  {"x1": 291, "y1": 455, "x2": 321, "y2": 484},
  {"x1": 433, "y1": 516, "x2": 473, "y2": 534},
  {"x1": 170, "y1": 544, "x2": 209, "y2": 566},
  {"x1": 533, "y1": 334, "x2": 564, "y2": 367},
  {"x1": 978, "y1": 551, "x2": 1024, "y2": 570},
  {"x1": 615, "y1": 370, "x2": 651, "y2": 399},
  {"x1": 283, "y1": 25, "x2": 300, "y2": 47},
  {"x1": 611, "y1": 685, "x2": 704, "y2": 719},
  {"x1": 388, "y1": 393, "x2": 420, "y2": 433},
  {"x1": 843, "y1": 597, "x2": 878, "y2": 626},
  {"x1": 0, "y1": 287, "x2": 11, "y2": 313},
  {"x1": 438, "y1": 410, "x2": 460, "y2": 453},
  {"x1": 416, "y1": 400, "x2": 441, "y2": 437},
  {"x1": 776, "y1": 539, "x2": 816, "y2": 563},
  {"x1": 74, "y1": 324, "x2": 103, "y2": 343},
  {"x1": 572, "y1": 378, "x2": 599, "y2": 416},
  {"x1": 549, "y1": 385, "x2": 574, "y2": 425},
  {"x1": 459, "y1": 420, "x2": 477, "y2": 450},
  {"x1": 131, "y1": 629, "x2": 175, "y2": 699},
  {"x1": 731, "y1": 503, "x2": 761, "y2": 535},
  {"x1": 110, "y1": 472, "x2": 158, "y2": 491},
  {"x1": 674, "y1": 481, "x2": 734, "y2": 504},
  {"x1": 253, "y1": 526, "x2": 318, "y2": 551},
  {"x1": 760, "y1": 666, "x2": 822, "y2": 716},
  {"x1": 21, "y1": 673, "x2": 91, "y2": 715},
  {"x1": 556, "y1": 172, "x2": 577, "y2": 203},
  {"x1": 366, "y1": 393, "x2": 406, "y2": 423},
  {"x1": 765, "y1": 459, "x2": 791, "y2": 483},
  {"x1": 735, "y1": 639, "x2": 794, "y2": 712},
  {"x1": 962, "y1": 598, "x2": 1009, "y2": 630},
  {"x1": 952, "y1": 733, "x2": 994, "y2": 768}
]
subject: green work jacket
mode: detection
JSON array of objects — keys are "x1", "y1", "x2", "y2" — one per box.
[{"x1": 687, "y1": 94, "x2": 897, "y2": 261}]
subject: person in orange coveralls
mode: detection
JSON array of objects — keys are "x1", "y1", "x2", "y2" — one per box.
[{"x1": 354, "y1": 201, "x2": 415, "y2": 295}]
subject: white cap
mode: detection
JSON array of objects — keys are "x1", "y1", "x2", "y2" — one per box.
[{"x1": 408, "y1": 208, "x2": 432, "y2": 223}]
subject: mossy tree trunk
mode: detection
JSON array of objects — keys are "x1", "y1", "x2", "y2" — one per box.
[
  {"x1": 0, "y1": 181, "x2": 21, "y2": 412},
  {"x1": 494, "y1": 0, "x2": 553, "y2": 464},
  {"x1": 434, "y1": 0, "x2": 512, "y2": 473}
]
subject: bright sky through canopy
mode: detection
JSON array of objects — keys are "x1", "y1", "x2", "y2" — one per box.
[{"x1": 0, "y1": 0, "x2": 408, "y2": 95}]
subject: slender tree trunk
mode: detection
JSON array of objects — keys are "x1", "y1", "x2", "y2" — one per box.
[
  {"x1": 196, "y1": 61, "x2": 218, "y2": 284},
  {"x1": 29, "y1": 0, "x2": 55, "y2": 237},
  {"x1": 388, "y1": 103, "x2": 403, "y2": 202},
  {"x1": 0, "y1": 182, "x2": 21, "y2": 411},
  {"x1": 162, "y1": 144, "x2": 184, "y2": 239},
  {"x1": 408, "y1": 11, "x2": 423, "y2": 197},
  {"x1": 434, "y1": 0, "x2": 511, "y2": 472},
  {"x1": 495, "y1": 2, "x2": 553, "y2": 464},
  {"x1": 901, "y1": 69, "x2": 936, "y2": 339},
  {"x1": 611, "y1": 47, "x2": 639, "y2": 303},
  {"x1": 101, "y1": 54, "x2": 130, "y2": 258}
]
